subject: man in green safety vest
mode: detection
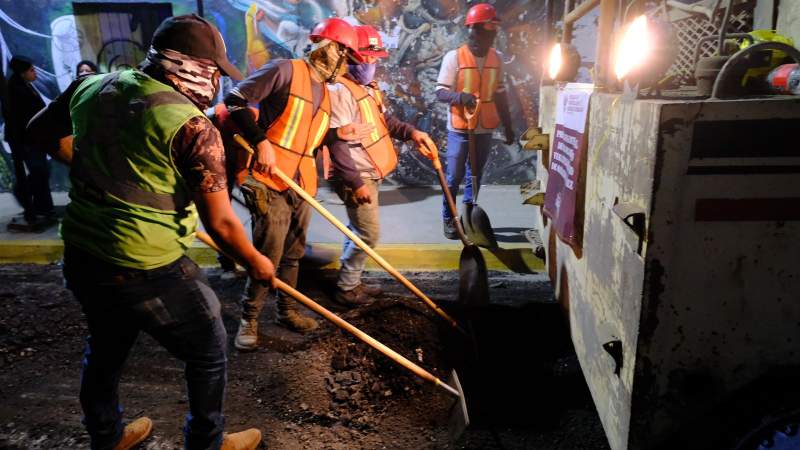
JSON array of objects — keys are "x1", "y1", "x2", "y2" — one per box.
[{"x1": 28, "y1": 15, "x2": 270, "y2": 450}]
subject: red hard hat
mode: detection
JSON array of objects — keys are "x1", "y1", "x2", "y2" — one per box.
[
  {"x1": 310, "y1": 18, "x2": 363, "y2": 61},
  {"x1": 465, "y1": 3, "x2": 500, "y2": 26},
  {"x1": 355, "y1": 26, "x2": 388, "y2": 58}
]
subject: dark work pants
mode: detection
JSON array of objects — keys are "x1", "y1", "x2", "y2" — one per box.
[
  {"x1": 7, "y1": 141, "x2": 33, "y2": 217},
  {"x1": 63, "y1": 246, "x2": 227, "y2": 450},
  {"x1": 441, "y1": 130, "x2": 492, "y2": 220},
  {"x1": 241, "y1": 184, "x2": 311, "y2": 321}
]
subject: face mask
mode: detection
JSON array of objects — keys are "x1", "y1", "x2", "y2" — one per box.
[
  {"x1": 308, "y1": 41, "x2": 348, "y2": 83},
  {"x1": 467, "y1": 26, "x2": 497, "y2": 57},
  {"x1": 348, "y1": 63, "x2": 376, "y2": 85}
]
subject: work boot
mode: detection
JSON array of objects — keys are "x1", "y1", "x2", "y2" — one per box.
[
  {"x1": 234, "y1": 318, "x2": 259, "y2": 351},
  {"x1": 443, "y1": 218, "x2": 458, "y2": 240},
  {"x1": 113, "y1": 417, "x2": 153, "y2": 450},
  {"x1": 334, "y1": 285, "x2": 375, "y2": 307},
  {"x1": 357, "y1": 283, "x2": 383, "y2": 297},
  {"x1": 221, "y1": 428, "x2": 262, "y2": 450},
  {"x1": 276, "y1": 308, "x2": 319, "y2": 333}
]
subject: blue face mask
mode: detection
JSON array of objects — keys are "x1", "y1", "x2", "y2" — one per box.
[{"x1": 348, "y1": 63, "x2": 377, "y2": 85}]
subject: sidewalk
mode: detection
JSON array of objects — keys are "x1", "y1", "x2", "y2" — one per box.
[{"x1": 0, "y1": 184, "x2": 543, "y2": 272}]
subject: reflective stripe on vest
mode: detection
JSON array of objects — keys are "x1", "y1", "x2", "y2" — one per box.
[
  {"x1": 242, "y1": 59, "x2": 330, "y2": 196},
  {"x1": 339, "y1": 76, "x2": 397, "y2": 177},
  {"x1": 451, "y1": 45, "x2": 501, "y2": 131}
]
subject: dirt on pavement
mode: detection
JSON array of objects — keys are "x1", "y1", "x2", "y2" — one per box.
[{"x1": 0, "y1": 263, "x2": 609, "y2": 449}]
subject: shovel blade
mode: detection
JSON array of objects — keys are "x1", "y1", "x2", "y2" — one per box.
[
  {"x1": 458, "y1": 245, "x2": 490, "y2": 307},
  {"x1": 467, "y1": 205, "x2": 498, "y2": 249},
  {"x1": 459, "y1": 203, "x2": 475, "y2": 239},
  {"x1": 447, "y1": 369, "x2": 470, "y2": 442}
]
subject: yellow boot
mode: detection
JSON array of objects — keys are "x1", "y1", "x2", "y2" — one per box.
[
  {"x1": 112, "y1": 417, "x2": 153, "y2": 450},
  {"x1": 221, "y1": 428, "x2": 262, "y2": 450}
]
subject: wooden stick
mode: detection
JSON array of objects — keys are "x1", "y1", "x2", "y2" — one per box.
[
  {"x1": 233, "y1": 135, "x2": 466, "y2": 335},
  {"x1": 195, "y1": 230, "x2": 459, "y2": 398}
]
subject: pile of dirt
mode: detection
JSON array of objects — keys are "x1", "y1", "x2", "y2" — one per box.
[{"x1": 317, "y1": 300, "x2": 450, "y2": 429}]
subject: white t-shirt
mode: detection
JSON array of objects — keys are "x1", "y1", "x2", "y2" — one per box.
[
  {"x1": 328, "y1": 82, "x2": 380, "y2": 179},
  {"x1": 436, "y1": 48, "x2": 506, "y2": 135}
]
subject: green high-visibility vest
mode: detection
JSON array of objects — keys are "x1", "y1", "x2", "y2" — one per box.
[{"x1": 62, "y1": 69, "x2": 204, "y2": 270}]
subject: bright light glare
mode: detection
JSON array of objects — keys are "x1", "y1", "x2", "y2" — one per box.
[
  {"x1": 548, "y1": 43, "x2": 563, "y2": 80},
  {"x1": 615, "y1": 15, "x2": 650, "y2": 80}
]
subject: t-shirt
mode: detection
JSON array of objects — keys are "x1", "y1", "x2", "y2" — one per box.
[
  {"x1": 436, "y1": 48, "x2": 506, "y2": 135},
  {"x1": 328, "y1": 82, "x2": 381, "y2": 179}
]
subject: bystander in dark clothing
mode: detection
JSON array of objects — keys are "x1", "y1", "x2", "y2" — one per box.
[{"x1": 2, "y1": 56, "x2": 52, "y2": 221}]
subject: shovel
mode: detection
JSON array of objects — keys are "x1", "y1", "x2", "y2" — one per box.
[
  {"x1": 232, "y1": 135, "x2": 467, "y2": 335},
  {"x1": 459, "y1": 101, "x2": 498, "y2": 249},
  {"x1": 432, "y1": 150, "x2": 490, "y2": 307},
  {"x1": 196, "y1": 231, "x2": 470, "y2": 436}
]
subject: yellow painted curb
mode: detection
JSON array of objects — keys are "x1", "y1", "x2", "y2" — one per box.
[{"x1": 0, "y1": 240, "x2": 544, "y2": 273}]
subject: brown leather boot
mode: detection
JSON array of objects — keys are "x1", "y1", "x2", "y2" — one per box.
[
  {"x1": 113, "y1": 417, "x2": 153, "y2": 450},
  {"x1": 275, "y1": 299, "x2": 319, "y2": 333},
  {"x1": 334, "y1": 285, "x2": 375, "y2": 307},
  {"x1": 356, "y1": 283, "x2": 383, "y2": 297},
  {"x1": 221, "y1": 428, "x2": 262, "y2": 450}
]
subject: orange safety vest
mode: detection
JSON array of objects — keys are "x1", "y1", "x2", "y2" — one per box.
[
  {"x1": 450, "y1": 45, "x2": 501, "y2": 131},
  {"x1": 238, "y1": 59, "x2": 331, "y2": 196},
  {"x1": 338, "y1": 76, "x2": 397, "y2": 178}
]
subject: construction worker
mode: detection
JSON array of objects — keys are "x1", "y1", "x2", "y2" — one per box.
[
  {"x1": 27, "y1": 15, "x2": 270, "y2": 450},
  {"x1": 327, "y1": 25, "x2": 436, "y2": 305},
  {"x1": 224, "y1": 18, "x2": 372, "y2": 350},
  {"x1": 435, "y1": 3, "x2": 515, "y2": 239}
]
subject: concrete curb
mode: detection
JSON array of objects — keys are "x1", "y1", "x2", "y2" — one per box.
[{"x1": 0, "y1": 240, "x2": 543, "y2": 273}]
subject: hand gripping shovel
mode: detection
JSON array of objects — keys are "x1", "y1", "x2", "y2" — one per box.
[
  {"x1": 196, "y1": 231, "x2": 470, "y2": 438},
  {"x1": 233, "y1": 135, "x2": 467, "y2": 335},
  {"x1": 432, "y1": 150, "x2": 490, "y2": 307},
  {"x1": 459, "y1": 101, "x2": 498, "y2": 249}
]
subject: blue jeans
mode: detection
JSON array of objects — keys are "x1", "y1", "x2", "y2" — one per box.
[
  {"x1": 441, "y1": 130, "x2": 491, "y2": 220},
  {"x1": 63, "y1": 246, "x2": 227, "y2": 450}
]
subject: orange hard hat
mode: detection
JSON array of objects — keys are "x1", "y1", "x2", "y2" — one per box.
[
  {"x1": 355, "y1": 25, "x2": 388, "y2": 58},
  {"x1": 465, "y1": 3, "x2": 500, "y2": 26},
  {"x1": 310, "y1": 18, "x2": 364, "y2": 61}
]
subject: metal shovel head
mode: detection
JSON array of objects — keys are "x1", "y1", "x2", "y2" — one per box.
[
  {"x1": 459, "y1": 245, "x2": 490, "y2": 307},
  {"x1": 447, "y1": 369, "x2": 470, "y2": 442},
  {"x1": 462, "y1": 203, "x2": 498, "y2": 249}
]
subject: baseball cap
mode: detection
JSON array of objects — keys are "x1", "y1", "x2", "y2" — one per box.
[{"x1": 151, "y1": 14, "x2": 243, "y2": 80}]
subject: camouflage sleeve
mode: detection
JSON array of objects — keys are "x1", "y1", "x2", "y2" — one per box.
[{"x1": 172, "y1": 116, "x2": 228, "y2": 193}]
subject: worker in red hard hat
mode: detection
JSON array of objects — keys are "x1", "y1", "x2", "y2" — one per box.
[
  {"x1": 326, "y1": 24, "x2": 437, "y2": 306},
  {"x1": 224, "y1": 17, "x2": 375, "y2": 350},
  {"x1": 435, "y1": 2, "x2": 515, "y2": 239}
]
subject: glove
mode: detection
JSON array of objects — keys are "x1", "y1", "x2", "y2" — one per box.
[
  {"x1": 240, "y1": 176, "x2": 270, "y2": 216},
  {"x1": 459, "y1": 93, "x2": 478, "y2": 109}
]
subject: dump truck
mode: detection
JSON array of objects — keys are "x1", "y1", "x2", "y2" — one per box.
[{"x1": 523, "y1": 1, "x2": 800, "y2": 449}]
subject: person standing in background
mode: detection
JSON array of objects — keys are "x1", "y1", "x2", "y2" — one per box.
[
  {"x1": 435, "y1": 3, "x2": 515, "y2": 239},
  {"x1": 2, "y1": 56, "x2": 52, "y2": 226}
]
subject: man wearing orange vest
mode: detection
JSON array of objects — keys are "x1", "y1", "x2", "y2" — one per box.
[
  {"x1": 223, "y1": 18, "x2": 371, "y2": 350},
  {"x1": 327, "y1": 25, "x2": 436, "y2": 305},
  {"x1": 435, "y1": 3, "x2": 515, "y2": 239}
]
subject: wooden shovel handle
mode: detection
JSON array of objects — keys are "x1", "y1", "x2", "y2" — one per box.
[
  {"x1": 195, "y1": 231, "x2": 459, "y2": 398},
  {"x1": 431, "y1": 152, "x2": 471, "y2": 246},
  {"x1": 232, "y1": 135, "x2": 466, "y2": 335}
]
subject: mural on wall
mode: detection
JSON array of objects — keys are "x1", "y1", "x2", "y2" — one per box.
[{"x1": 0, "y1": 0, "x2": 546, "y2": 191}]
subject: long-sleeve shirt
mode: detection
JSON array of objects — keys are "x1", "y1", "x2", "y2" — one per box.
[
  {"x1": 26, "y1": 72, "x2": 227, "y2": 194},
  {"x1": 435, "y1": 48, "x2": 514, "y2": 137},
  {"x1": 327, "y1": 80, "x2": 417, "y2": 190},
  {"x1": 3, "y1": 74, "x2": 45, "y2": 146},
  {"x1": 223, "y1": 59, "x2": 324, "y2": 147}
]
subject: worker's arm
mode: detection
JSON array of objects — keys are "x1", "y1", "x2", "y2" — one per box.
[
  {"x1": 26, "y1": 77, "x2": 86, "y2": 164},
  {"x1": 174, "y1": 117, "x2": 275, "y2": 282},
  {"x1": 193, "y1": 189, "x2": 274, "y2": 282}
]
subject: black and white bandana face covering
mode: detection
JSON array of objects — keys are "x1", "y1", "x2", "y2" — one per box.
[{"x1": 146, "y1": 47, "x2": 219, "y2": 108}]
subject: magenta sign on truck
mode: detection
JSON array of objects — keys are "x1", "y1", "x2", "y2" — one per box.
[{"x1": 543, "y1": 83, "x2": 593, "y2": 253}]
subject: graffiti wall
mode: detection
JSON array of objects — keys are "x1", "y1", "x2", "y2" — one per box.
[{"x1": 0, "y1": 0, "x2": 548, "y2": 191}]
